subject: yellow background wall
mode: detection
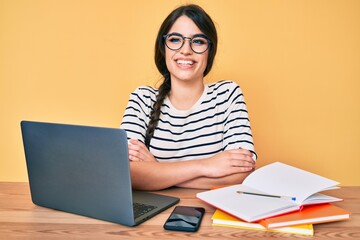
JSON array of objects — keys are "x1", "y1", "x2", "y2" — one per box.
[{"x1": 1, "y1": 0, "x2": 359, "y2": 185}]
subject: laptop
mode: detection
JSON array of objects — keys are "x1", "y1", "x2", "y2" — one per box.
[{"x1": 21, "y1": 120, "x2": 179, "y2": 226}]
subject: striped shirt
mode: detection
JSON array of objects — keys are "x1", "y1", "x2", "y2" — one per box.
[{"x1": 121, "y1": 80, "x2": 257, "y2": 162}]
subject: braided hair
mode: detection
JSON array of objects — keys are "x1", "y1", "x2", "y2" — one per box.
[{"x1": 144, "y1": 4, "x2": 218, "y2": 148}]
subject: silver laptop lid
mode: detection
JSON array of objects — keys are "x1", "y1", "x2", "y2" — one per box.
[{"x1": 21, "y1": 121, "x2": 137, "y2": 226}]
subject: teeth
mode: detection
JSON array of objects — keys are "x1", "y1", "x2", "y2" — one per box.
[{"x1": 177, "y1": 60, "x2": 194, "y2": 65}]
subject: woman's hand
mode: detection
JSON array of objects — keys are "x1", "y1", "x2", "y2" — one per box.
[
  {"x1": 201, "y1": 148, "x2": 255, "y2": 178},
  {"x1": 128, "y1": 139, "x2": 157, "y2": 162}
]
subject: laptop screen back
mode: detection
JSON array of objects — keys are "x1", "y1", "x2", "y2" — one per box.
[{"x1": 21, "y1": 121, "x2": 136, "y2": 226}]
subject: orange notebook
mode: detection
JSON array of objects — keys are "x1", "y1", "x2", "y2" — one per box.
[
  {"x1": 260, "y1": 203, "x2": 350, "y2": 229},
  {"x1": 212, "y1": 210, "x2": 314, "y2": 236}
]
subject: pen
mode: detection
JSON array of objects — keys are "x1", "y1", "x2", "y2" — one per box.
[{"x1": 236, "y1": 191, "x2": 296, "y2": 201}]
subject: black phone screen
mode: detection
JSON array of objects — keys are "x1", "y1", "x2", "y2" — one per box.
[{"x1": 163, "y1": 206, "x2": 205, "y2": 232}]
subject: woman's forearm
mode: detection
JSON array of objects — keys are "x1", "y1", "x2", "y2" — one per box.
[
  {"x1": 175, "y1": 171, "x2": 254, "y2": 189},
  {"x1": 130, "y1": 160, "x2": 205, "y2": 190},
  {"x1": 130, "y1": 149, "x2": 255, "y2": 190}
]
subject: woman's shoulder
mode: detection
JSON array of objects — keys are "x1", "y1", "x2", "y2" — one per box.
[
  {"x1": 207, "y1": 80, "x2": 243, "y2": 95},
  {"x1": 131, "y1": 85, "x2": 158, "y2": 99}
]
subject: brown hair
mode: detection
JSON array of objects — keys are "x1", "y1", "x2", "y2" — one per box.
[{"x1": 145, "y1": 4, "x2": 218, "y2": 148}]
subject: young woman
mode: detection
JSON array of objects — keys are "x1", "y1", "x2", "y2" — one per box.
[{"x1": 121, "y1": 4, "x2": 256, "y2": 190}]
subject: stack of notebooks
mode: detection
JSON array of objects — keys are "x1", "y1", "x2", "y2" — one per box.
[{"x1": 197, "y1": 162, "x2": 351, "y2": 236}]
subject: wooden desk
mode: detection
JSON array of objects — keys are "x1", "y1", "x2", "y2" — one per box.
[{"x1": 0, "y1": 182, "x2": 359, "y2": 239}]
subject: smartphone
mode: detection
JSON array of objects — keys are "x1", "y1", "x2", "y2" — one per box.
[{"x1": 163, "y1": 206, "x2": 205, "y2": 232}]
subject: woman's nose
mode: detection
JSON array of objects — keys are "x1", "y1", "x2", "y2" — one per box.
[{"x1": 180, "y1": 38, "x2": 193, "y2": 55}]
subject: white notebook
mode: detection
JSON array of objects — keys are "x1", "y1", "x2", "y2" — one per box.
[{"x1": 197, "y1": 162, "x2": 341, "y2": 222}]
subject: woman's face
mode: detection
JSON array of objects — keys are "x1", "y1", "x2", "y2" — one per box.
[{"x1": 165, "y1": 16, "x2": 209, "y2": 84}]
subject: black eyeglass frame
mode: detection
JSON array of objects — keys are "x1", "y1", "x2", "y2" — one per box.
[{"x1": 163, "y1": 33, "x2": 211, "y2": 54}]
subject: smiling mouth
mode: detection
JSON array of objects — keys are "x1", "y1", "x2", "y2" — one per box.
[{"x1": 176, "y1": 59, "x2": 195, "y2": 66}]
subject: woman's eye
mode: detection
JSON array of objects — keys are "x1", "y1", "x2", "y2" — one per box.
[
  {"x1": 193, "y1": 38, "x2": 207, "y2": 45},
  {"x1": 168, "y1": 37, "x2": 182, "y2": 43}
]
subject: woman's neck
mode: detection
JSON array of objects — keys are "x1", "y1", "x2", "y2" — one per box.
[{"x1": 168, "y1": 80, "x2": 205, "y2": 110}]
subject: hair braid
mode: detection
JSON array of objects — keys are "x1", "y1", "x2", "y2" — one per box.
[{"x1": 144, "y1": 75, "x2": 171, "y2": 148}]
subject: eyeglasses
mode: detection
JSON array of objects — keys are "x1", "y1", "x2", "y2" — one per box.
[{"x1": 163, "y1": 33, "x2": 211, "y2": 54}]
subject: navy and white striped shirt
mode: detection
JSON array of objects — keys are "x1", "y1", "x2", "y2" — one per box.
[{"x1": 121, "y1": 80, "x2": 257, "y2": 162}]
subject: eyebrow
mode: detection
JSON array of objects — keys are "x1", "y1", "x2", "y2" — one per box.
[{"x1": 167, "y1": 32, "x2": 208, "y2": 38}]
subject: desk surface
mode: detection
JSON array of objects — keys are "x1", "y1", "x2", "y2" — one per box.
[{"x1": 0, "y1": 182, "x2": 359, "y2": 239}]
